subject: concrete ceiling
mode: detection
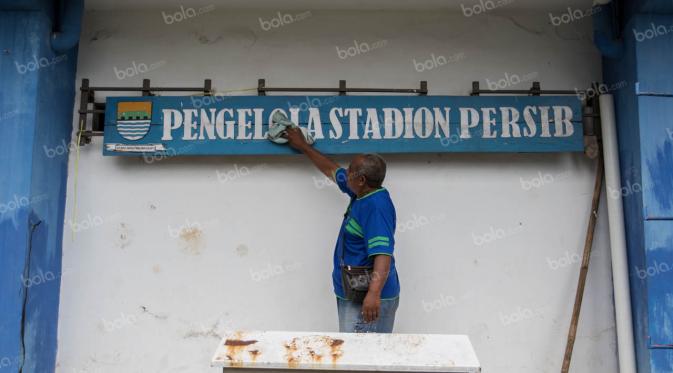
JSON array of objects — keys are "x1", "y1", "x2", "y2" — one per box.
[{"x1": 85, "y1": 0, "x2": 597, "y2": 11}]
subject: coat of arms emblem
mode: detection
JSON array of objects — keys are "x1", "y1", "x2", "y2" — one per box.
[{"x1": 116, "y1": 101, "x2": 152, "y2": 140}]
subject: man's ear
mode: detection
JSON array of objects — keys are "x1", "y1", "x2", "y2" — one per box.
[{"x1": 358, "y1": 175, "x2": 367, "y2": 186}]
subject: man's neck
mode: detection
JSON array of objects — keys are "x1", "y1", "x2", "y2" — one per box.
[{"x1": 357, "y1": 186, "x2": 379, "y2": 199}]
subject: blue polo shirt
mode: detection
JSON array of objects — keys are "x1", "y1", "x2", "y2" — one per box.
[{"x1": 331, "y1": 167, "x2": 400, "y2": 300}]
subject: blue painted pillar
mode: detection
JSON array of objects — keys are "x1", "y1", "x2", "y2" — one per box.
[
  {"x1": 0, "y1": 1, "x2": 81, "y2": 372},
  {"x1": 597, "y1": 1, "x2": 673, "y2": 372}
]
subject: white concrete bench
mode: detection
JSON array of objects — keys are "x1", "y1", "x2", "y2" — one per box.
[{"x1": 211, "y1": 331, "x2": 480, "y2": 373}]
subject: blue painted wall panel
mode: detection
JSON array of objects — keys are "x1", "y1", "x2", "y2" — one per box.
[
  {"x1": 0, "y1": 11, "x2": 44, "y2": 373},
  {"x1": 644, "y1": 220, "x2": 673, "y2": 347},
  {"x1": 23, "y1": 27, "x2": 78, "y2": 373},
  {"x1": 0, "y1": 5, "x2": 79, "y2": 373},
  {"x1": 633, "y1": 15, "x2": 673, "y2": 96},
  {"x1": 604, "y1": 8, "x2": 673, "y2": 373},
  {"x1": 650, "y1": 349, "x2": 673, "y2": 373},
  {"x1": 639, "y1": 96, "x2": 673, "y2": 219}
]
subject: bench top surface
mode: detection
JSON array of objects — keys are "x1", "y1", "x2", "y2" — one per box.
[{"x1": 211, "y1": 330, "x2": 480, "y2": 372}]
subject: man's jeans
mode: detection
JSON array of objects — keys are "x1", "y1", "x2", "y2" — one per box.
[{"x1": 337, "y1": 297, "x2": 399, "y2": 333}]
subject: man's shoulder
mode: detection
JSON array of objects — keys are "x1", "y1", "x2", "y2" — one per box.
[{"x1": 359, "y1": 188, "x2": 395, "y2": 211}]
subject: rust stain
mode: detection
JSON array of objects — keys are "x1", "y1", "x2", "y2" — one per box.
[
  {"x1": 223, "y1": 332, "x2": 257, "y2": 367},
  {"x1": 283, "y1": 335, "x2": 344, "y2": 368},
  {"x1": 328, "y1": 338, "x2": 344, "y2": 364},
  {"x1": 248, "y1": 349, "x2": 261, "y2": 362},
  {"x1": 179, "y1": 227, "x2": 203, "y2": 255},
  {"x1": 284, "y1": 339, "x2": 300, "y2": 368},
  {"x1": 225, "y1": 339, "x2": 258, "y2": 346},
  {"x1": 308, "y1": 348, "x2": 323, "y2": 363}
]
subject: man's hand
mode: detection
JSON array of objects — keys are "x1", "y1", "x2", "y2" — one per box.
[
  {"x1": 282, "y1": 127, "x2": 310, "y2": 152},
  {"x1": 362, "y1": 291, "x2": 381, "y2": 323},
  {"x1": 361, "y1": 255, "x2": 391, "y2": 323}
]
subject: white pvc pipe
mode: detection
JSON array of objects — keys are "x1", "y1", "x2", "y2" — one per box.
[{"x1": 599, "y1": 94, "x2": 637, "y2": 373}]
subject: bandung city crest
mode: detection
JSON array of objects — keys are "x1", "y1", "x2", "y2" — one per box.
[{"x1": 116, "y1": 101, "x2": 152, "y2": 140}]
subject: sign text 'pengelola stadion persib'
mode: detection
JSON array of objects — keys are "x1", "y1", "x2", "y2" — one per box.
[{"x1": 103, "y1": 95, "x2": 583, "y2": 155}]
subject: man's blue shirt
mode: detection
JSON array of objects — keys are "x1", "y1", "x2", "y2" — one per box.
[{"x1": 331, "y1": 167, "x2": 400, "y2": 300}]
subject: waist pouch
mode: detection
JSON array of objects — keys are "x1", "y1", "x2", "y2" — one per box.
[{"x1": 340, "y1": 264, "x2": 373, "y2": 304}]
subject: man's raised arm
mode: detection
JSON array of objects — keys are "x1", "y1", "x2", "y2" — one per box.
[{"x1": 283, "y1": 127, "x2": 340, "y2": 180}]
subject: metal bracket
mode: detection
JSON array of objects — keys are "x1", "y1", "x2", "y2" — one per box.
[
  {"x1": 469, "y1": 81, "x2": 579, "y2": 96},
  {"x1": 76, "y1": 78, "x2": 212, "y2": 145},
  {"x1": 76, "y1": 78, "x2": 600, "y2": 151},
  {"x1": 257, "y1": 79, "x2": 428, "y2": 96}
]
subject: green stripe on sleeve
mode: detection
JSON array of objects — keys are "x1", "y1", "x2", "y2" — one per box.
[
  {"x1": 345, "y1": 225, "x2": 364, "y2": 238},
  {"x1": 368, "y1": 241, "x2": 390, "y2": 249},
  {"x1": 347, "y1": 219, "x2": 363, "y2": 234},
  {"x1": 367, "y1": 236, "x2": 389, "y2": 244},
  {"x1": 348, "y1": 218, "x2": 363, "y2": 233}
]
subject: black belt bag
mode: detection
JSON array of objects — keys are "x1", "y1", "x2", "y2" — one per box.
[
  {"x1": 339, "y1": 207, "x2": 373, "y2": 304},
  {"x1": 340, "y1": 264, "x2": 373, "y2": 303}
]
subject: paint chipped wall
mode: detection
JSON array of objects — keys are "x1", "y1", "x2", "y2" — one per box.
[{"x1": 56, "y1": 8, "x2": 617, "y2": 373}]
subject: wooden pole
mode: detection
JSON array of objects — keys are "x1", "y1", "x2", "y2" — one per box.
[{"x1": 561, "y1": 147, "x2": 604, "y2": 373}]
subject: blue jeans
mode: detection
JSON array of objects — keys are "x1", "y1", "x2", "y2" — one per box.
[{"x1": 337, "y1": 296, "x2": 399, "y2": 333}]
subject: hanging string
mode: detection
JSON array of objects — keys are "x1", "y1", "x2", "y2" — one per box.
[{"x1": 70, "y1": 118, "x2": 85, "y2": 241}]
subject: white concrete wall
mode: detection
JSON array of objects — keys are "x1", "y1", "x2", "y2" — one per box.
[{"x1": 57, "y1": 7, "x2": 618, "y2": 373}]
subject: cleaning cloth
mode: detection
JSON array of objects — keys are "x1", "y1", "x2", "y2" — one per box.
[{"x1": 267, "y1": 112, "x2": 315, "y2": 145}]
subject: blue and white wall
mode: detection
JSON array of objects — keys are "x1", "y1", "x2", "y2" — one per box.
[
  {"x1": 0, "y1": 1, "x2": 80, "y2": 372},
  {"x1": 52, "y1": 3, "x2": 623, "y2": 373},
  {"x1": 599, "y1": 0, "x2": 673, "y2": 371}
]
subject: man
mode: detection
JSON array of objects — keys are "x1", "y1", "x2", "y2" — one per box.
[{"x1": 283, "y1": 127, "x2": 400, "y2": 333}]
